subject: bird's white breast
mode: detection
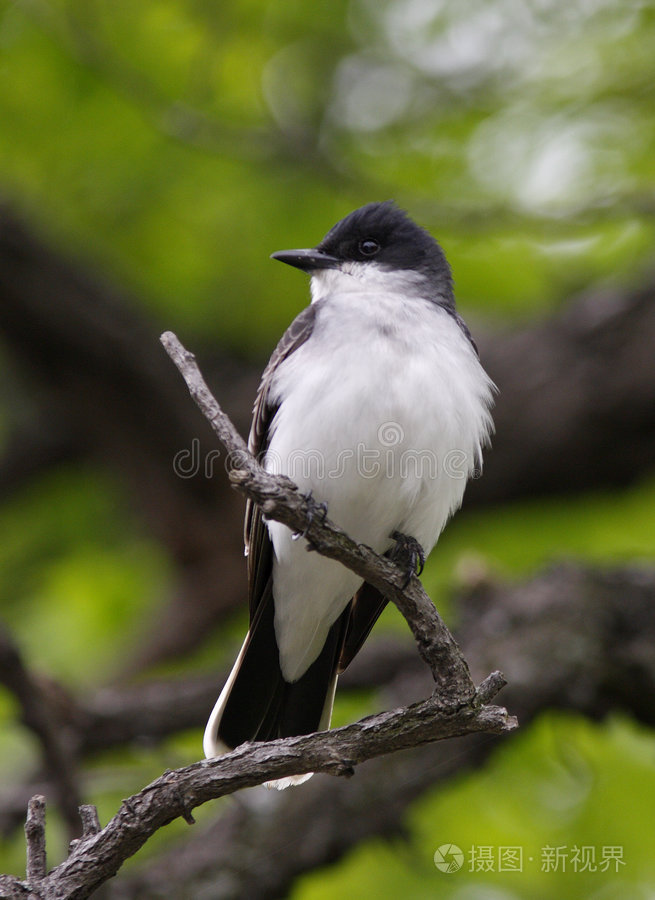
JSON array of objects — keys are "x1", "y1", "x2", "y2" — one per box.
[{"x1": 264, "y1": 279, "x2": 493, "y2": 681}]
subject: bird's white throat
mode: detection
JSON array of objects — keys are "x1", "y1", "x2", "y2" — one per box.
[{"x1": 310, "y1": 262, "x2": 430, "y2": 305}]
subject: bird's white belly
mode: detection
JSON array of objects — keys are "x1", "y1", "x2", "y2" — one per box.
[{"x1": 264, "y1": 292, "x2": 493, "y2": 681}]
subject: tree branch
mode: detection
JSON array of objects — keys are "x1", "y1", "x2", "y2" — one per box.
[
  {"x1": 24, "y1": 795, "x2": 46, "y2": 887},
  {"x1": 0, "y1": 692, "x2": 514, "y2": 899},
  {"x1": 0, "y1": 332, "x2": 516, "y2": 898},
  {"x1": 159, "y1": 331, "x2": 478, "y2": 703},
  {"x1": 6, "y1": 557, "x2": 654, "y2": 897},
  {"x1": 470, "y1": 273, "x2": 655, "y2": 504},
  {"x1": 0, "y1": 627, "x2": 83, "y2": 840},
  {"x1": 106, "y1": 562, "x2": 655, "y2": 899}
]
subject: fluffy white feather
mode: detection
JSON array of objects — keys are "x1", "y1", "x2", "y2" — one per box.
[{"x1": 264, "y1": 266, "x2": 494, "y2": 683}]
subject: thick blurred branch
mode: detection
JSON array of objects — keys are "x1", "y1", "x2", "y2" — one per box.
[
  {"x1": 0, "y1": 627, "x2": 82, "y2": 840},
  {"x1": 24, "y1": 557, "x2": 655, "y2": 760},
  {"x1": 471, "y1": 274, "x2": 655, "y2": 504}
]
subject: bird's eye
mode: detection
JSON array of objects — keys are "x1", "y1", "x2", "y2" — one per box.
[{"x1": 358, "y1": 238, "x2": 380, "y2": 257}]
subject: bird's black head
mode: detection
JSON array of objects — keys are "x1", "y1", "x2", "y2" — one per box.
[{"x1": 271, "y1": 202, "x2": 454, "y2": 309}]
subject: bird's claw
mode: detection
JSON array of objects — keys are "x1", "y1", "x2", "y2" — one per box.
[
  {"x1": 292, "y1": 491, "x2": 329, "y2": 541},
  {"x1": 390, "y1": 531, "x2": 426, "y2": 588}
]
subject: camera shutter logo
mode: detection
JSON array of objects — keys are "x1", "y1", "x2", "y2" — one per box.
[{"x1": 434, "y1": 843, "x2": 464, "y2": 873}]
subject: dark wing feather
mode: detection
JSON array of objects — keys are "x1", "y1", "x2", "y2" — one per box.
[
  {"x1": 341, "y1": 528, "x2": 436, "y2": 670},
  {"x1": 338, "y1": 582, "x2": 388, "y2": 672},
  {"x1": 244, "y1": 303, "x2": 318, "y2": 621}
]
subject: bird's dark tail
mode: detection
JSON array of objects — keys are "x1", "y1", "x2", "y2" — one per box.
[{"x1": 203, "y1": 581, "x2": 350, "y2": 779}]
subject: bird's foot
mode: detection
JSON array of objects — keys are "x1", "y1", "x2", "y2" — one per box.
[
  {"x1": 390, "y1": 531, "x2": 426, "y2": 588},
  {"x1": 292, "y1": 491, "x2": 328, "y2": 541}
]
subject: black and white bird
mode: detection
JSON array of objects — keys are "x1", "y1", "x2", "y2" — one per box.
[{"x1": 203, "y1": 202, "x2": 494, "y2": 786}]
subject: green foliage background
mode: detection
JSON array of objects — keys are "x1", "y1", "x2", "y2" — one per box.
[{"x1": 1, "y1": 0, "x2": 654, "y2": 895}]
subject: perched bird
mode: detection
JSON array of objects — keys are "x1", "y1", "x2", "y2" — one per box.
[{"x1": 203, "y1": 202, "x2": 494, "y2": 786}]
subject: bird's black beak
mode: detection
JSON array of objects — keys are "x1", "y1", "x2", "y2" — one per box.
[{"x1": 271, "y1": 248, "x2": 340, "y2": 272}]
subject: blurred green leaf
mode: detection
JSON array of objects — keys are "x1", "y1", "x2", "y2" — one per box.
[
  {"x1": 294, "y1": 714, "x2": 655, "y2": 900},
  {"x1": 0, "y1": 466, "x2": 168, "y2": 683},
  {"x1": 1, "y1": 0, "x2": 654, "y2": 890}
]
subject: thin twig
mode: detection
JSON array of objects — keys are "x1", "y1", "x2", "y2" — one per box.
[
  {"x1": 78, "y1": 806, "x2": 101, "y2": 838},
  {"x1": 25, "y1": 795, "x2": 46, "y2": 885}
]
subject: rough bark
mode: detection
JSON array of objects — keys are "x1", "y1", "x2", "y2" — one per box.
[
  {"x1": 105, "y1": 562, "x2": 655, "y2": 899},
  {"x1": 0, "y1": 689, "x2": 514, "y2": 899},
  {"x1": 2, "y1": 554, "x2": 654, "y2": 898},
  {"x1": 0, "y1": 335, "x2": 514, "y2": 899},
  {"x1": 160, "y1": 331, "x2": 479, "y2": 700}
]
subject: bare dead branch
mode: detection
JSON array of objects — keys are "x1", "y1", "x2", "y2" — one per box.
[
  {"x1": 108, "y1": 562, "x2": 655, "y2": 899},
  {"x1": 0, "y1": 331, "x2": 516, "y2": 898},
  {"x1": 0, "y1": 626, "x2": 82, "y2": 840},
  {"x1": 7, "y1": 551, "x2": 655, "y2": 898},
  {"x1": 159, "y1": 331, "x2": 479, "y2": 703},
  {"x1": 0, "y1": 690, "x2": 514, "y2": 900},
  {"x1": 24, "y1": 795, "x2": 46, "y2": 887},
  {"x1": 78, "y1": 806, "x2": 101, "y2": 840}
]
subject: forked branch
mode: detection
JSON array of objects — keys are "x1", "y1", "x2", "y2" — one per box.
[{"x1": 0, "y1": 332, "x2": 516, "y2": 899}]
